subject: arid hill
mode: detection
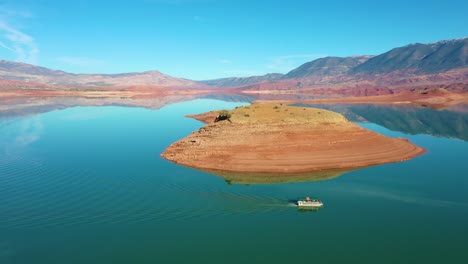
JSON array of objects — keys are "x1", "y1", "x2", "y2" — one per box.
[
  {"x1": 161, "y1": 104, "x2": 425, "y2": 174},
  {"x1": 1, "y1": 38, "x2": 467, "y2": 105},
  {"x1": 0, "y1": 60, "x2": 204, "y2": 88}
]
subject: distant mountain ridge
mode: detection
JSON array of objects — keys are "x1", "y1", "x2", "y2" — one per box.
[
  {"x1": 351, "y1": 37, "x2": 468, "y2": 74},
  {"x1": 0, "y1": 60, "x2": 68, "y2": 77},
  {"x1": 0, "y1": 60, "x2": 203, "y2": 88},
  {"x1": 199, "y1": 73, "x2": 284, "y2": 88},
  {"x1": 1, "y1": 37, "x2": 467, "y2": 89},
  {"x1": 284, "y1": 56, "x2": 372, "y2": 78},
  {"x1": 201, "y1": 37, "x2": 468, "y2": 87}
]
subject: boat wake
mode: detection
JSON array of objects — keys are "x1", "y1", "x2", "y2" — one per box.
[{"x1": 0, "y1": 152, "x2": 295, "y2": 229}]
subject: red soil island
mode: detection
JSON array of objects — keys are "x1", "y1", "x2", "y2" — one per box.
[{"x1": 161, "y1": 104, "x2": 425, "y2": 174}]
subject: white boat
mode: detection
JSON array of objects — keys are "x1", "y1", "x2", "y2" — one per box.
[{"x1": 297, "y1": 197, "x2": 323, "y2": 208}]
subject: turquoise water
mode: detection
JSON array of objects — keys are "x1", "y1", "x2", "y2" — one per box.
[{"x1": 1, "y1": 99, "x2": 467, "y2": 263}]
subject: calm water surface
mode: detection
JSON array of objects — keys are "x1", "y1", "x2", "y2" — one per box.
[{"x1": 1, "y1": 99, "x2": 467, "y2": 263}]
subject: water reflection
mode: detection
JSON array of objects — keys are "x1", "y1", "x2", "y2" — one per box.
[
  {"x1": 297, "y1": 207, "x2": 322, "y2": 213},
  {"x1": 296, "y1": 103, "x2": 468, "y2": 141},
  {"x1": 202, "y1": 168, "x2": 356, "y2": 185},
  {"x1": 2, "y1": 94, "x2": 466, "y2": 141},
  {"x1": 0, "y1": 93, "x2": 325, "y2": 120},
  {"x1": 0, "y1": 93, "x2": 254, "y2": 119}
]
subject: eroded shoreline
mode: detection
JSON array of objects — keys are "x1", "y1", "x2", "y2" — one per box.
[{"x1": 161, "y1": 104, "x2": 426, "y2": 174}]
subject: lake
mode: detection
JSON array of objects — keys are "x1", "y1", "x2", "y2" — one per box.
[{"x1": 1, "y1": 98, "x2": 467, "y2": 263}]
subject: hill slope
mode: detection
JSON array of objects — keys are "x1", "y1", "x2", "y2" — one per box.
[
  {"x1": 351, "y1": 37, "x2": 468, "y2": 74},
  {"x1": 2, "y1": 37, "x2": 467, "y2": 89},
  {"x1": 285, "y1": 56, "x2": 372, "y2": 78},
  {"x1": 199, "y1": 73, "x2": 284, "y2": 88},
  {"x1": 0, "y1": 60, "x2": 202, "y2": 88}
]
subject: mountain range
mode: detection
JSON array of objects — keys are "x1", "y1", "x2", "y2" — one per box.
[
  {"x1": 351, "y1": 38, "x2": 468, "y2": 74},
  {"x1": 284, "y1": 56, "x2": 373, "y2": 78},
  {"x1": 199, "y1": 73, "x2": 284, "y2": 88},
  {"x1": 200, "y1": 37, "x2": 467, "y2": 88},
  {"x1": 0, "y1": 60, "x2": 201, "y2": 88},
  {"x1": 0, "y1": 37, "x2": 467, "y2": 91}
]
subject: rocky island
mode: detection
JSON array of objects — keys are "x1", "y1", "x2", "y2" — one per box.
[{"x1": 161, "y1": 103, "x2": 426, "y2": 174}]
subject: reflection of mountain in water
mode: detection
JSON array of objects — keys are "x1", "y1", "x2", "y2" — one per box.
[
  {"x1": 0, "y1": 92, "x2": 320, "y2": 120},
  {"x1": 200, "y1": 94, "x2": 256, "y2": 103},
  {"x1": 0, "y1": 94, "x2": 255, "y2": 119},
  {"x1": 201, "y1": 93, "x2": 322, "y2": 101},
  {"x1": 297, "y1": 104, "x2": 468, "y2": 141},
  {"x1": 202, "y1": 168, "x2": 355, "y2": 185},
  {"x1": 2, "y1": 94, "x2": 467, "y2": 141}
]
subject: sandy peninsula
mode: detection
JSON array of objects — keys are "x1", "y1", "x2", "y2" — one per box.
[{"x1": 161, "y1": 104, "x2": 426, "y2": 174}]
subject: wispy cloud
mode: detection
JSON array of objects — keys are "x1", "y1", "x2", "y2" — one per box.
[
  {"x1": 15, "y1": 116, "x2": 43, "y2": 146},
  {"x1": 57, "y1": 56, "x2": 107, "y2": 67},
  {"x1": 0, "y1": 40, "x2": 14, "y2": 51},
  {"x1": 0, "y1": 8, "x2": 38, "y2": 64},
  {"x1": 266, "y1": 54, "x2": 326, "y2": 72}
]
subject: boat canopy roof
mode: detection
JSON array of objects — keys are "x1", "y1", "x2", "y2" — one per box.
[{"x1": 298, "y1": 197, "x2": 319, "y2": 200}]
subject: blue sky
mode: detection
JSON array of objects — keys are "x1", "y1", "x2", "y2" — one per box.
[{"x1": 0, "y1": 0, "x2": 467, "y2": 80}]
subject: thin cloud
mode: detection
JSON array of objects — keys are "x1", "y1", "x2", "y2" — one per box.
[
  {"x1": 15, "y1": 116, "x2": 43, "y2": 146},
  {"x1": 266, "y1": 54, "x2": 326, "y2": 73},
  {"x1": 0, "y1": 10, "x2": 39, "y2": 64},
  {"x1": 0, "y1": 40, "x2": 14, "y2": 51}
]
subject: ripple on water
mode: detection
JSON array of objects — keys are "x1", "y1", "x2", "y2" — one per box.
[{"x1": 0, "y1": 152, "x2": 292, "y2": 230}]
